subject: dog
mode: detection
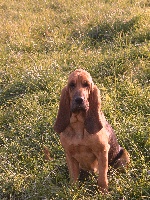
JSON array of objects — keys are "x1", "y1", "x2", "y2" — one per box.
[{"x1": 54, "y1": 69, "x2": 130, "y2": 193}]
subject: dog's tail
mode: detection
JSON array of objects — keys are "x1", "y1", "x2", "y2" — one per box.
[{"x1": 110, "y1": 148, "x2": 130, "y2": 171}]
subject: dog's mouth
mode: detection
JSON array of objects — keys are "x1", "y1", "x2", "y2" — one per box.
[{"x1": 71, "y1": 104, "x2": 87, "y2": 113}]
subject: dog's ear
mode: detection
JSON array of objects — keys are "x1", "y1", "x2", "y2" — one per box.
[
  {"x1": 54, "y1": 86, "x2": 70, "y2": 133},
  {"x1": 85, "y1": 85, "x2": 103, "y2": 134}
]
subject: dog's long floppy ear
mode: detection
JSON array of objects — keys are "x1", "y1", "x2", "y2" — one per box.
[
  {"x1": 54, "y1": 86, "x2": 70, "y2": 134},
  {"x1": 85, "y1": 85, "x2": 103, "y2": 134}
]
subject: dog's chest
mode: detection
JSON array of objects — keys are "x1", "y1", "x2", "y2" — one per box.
[
  {"x1": 60, "y1": 113, "x2": 89, "y2": 147},
  {"x1": 60, "y1": 113, "x2": 108, "y2": 171},
  {"x1": 62, "y1": 119, "x2": 86, "y2": 142}
]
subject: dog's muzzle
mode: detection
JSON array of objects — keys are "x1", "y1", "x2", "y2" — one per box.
[{"x1": 71, "y1": 96, "x2": 88, "y2": 113}]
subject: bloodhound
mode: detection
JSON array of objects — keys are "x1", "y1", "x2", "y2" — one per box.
[{"x1": 54, "y1": 69, "x2": 130, "y2": 193}]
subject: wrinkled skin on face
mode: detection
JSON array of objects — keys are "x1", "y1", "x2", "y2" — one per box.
[{"x1": 67, "y1": 69, "x2": 93, "y2": 113}]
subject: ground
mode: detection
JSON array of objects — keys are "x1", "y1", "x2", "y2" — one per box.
[{"x1": 0, "y1": 0, "x2": 150, "y2": 199}]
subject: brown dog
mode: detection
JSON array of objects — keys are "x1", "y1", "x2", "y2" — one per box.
[{"x1": 54, "y1": 69, "x2": 130, "y2": 193}]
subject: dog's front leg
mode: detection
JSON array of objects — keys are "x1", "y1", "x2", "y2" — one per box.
[
  {"x1": 66, "y1": 153, "x2": 80, "y2": 183},
  {"x1": 97, "y1": 147, "x2": 109, "y2": 194}
]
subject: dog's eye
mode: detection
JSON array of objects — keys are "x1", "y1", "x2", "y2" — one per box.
[
  {"x1": 83, "y1": 81, "x2": 90, "y2": 88},
  {"x1": 69, "y1": 82, "x2": 76, "y2": 89}
]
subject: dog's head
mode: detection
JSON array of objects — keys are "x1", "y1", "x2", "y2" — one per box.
[
  {"x1": 54, "y1": 69, "x2": 103, "y2": 134},
  {"x1": 68, "y1": 69, "x2": 93, "y2": 113}
]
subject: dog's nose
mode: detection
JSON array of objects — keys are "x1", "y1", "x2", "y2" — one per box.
[{"x1": 75, "y1": 97, "x2": 84, "y2": 104}]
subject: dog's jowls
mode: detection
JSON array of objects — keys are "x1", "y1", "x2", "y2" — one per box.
[{"x1": 54, "y1": 69, "x2": 130, "y2": 193}]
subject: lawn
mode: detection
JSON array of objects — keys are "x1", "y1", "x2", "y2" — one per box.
[{"x1": 0, "y1": 0, "x2": 150, "y2": 199}]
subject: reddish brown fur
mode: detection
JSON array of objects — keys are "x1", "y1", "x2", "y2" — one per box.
[{"x1": 54, "y1": 69, "x2": 130, "y2": 193}]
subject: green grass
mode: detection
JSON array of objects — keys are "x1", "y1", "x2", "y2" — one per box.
[{"x1": 0, "y1": 0, "x2": 150, "y2": 199}]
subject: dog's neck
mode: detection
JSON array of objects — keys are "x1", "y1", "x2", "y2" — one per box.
[
  {"x1": 69, "y1": 111, "x2": 86, "y2": 138},
  {"x1": 70, "y1": 111, "x2": 86, "y2": 124}
]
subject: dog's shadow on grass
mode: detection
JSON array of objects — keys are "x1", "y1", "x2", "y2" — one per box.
[{"x1": 57, "y1": 165, "x2": 99, "y2": 195}]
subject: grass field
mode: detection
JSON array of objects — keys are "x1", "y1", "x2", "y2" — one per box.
[{"x1": 0, "y1": 0, "x2": 150, "y2": 199}]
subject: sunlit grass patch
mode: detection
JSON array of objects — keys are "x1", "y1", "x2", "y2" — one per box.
[{"x1": 0, "y1": 0, "x2": 149, "y2": 199}]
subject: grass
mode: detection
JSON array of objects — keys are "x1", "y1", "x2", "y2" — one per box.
[{"x1": 0, "y1": 0, "x2": 150, "y2": 199}]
